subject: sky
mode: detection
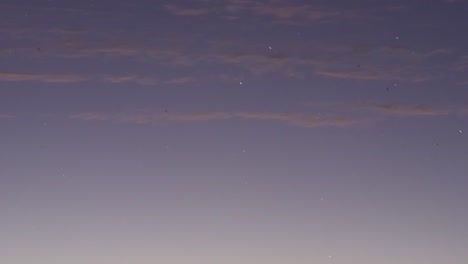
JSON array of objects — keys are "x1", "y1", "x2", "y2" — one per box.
[{"x1": 1, "y1": 0, "x2": 468, "y2": 263}]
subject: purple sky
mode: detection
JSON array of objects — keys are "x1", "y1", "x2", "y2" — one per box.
[{"x1": 1, "y1": 0, "x2": 468, "y2": 263}]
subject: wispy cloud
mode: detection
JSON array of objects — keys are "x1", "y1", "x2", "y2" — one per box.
[
  {"x1": 70, "y1": 45, "x2": 196, "y2": 66},
  {"x1": 70, "y1": 112, "x2": 232, "y2": 125},
  {"x1": 305, "y1": 101, "x2": 467, "y2": 119},
  {"x1": 164, "y1": 4, "x2": 212, "y2": 16},
  {"x1": 0, "y1": 14, "x2": 458, "y2": 84},
  {"x1": 165, "y1": 0, "x2": 360, "y2": 23},
  {"x1": 79, "y1": 46, "x2": 140, "y2": 57},
  {"x1": 0, "y1": 3, "x2": 88, "y2": 14},
  {"x1": 1, "y1": 31, "x2": 197, "y2": 67},
  {"x1": 203, "y1": 39, "x2": 454, "y2": 80},
  {"x1": 0, "y1": 72, "x2": 158, "y2": 85},
  {"x1": 0, "y1": 72, "x2": 88, "y2": 83},
  {"x1": 234, "y1": 112, "x2": 363, "y2": 127},
  {"x1": 101, "y1": 75, "x2": 158, "y2": 86},
  {"x1": 70, "y1": 111, "x2": 362, "y2": 128},
  {"x1": 311, "y1": 45, "x2": 453, "y2": 82},
  {"x1": 164, "y1": 77, "x2": 196, "y2": 85},
  {"x1": 208, "y1": 46, "x2": 321, "y2": 77},
  {"x1": 229, "y1": 0, "x2": 359, "y2": 22},
  {"x1": 315, "y1": 70, "x2": 431, "y2": 82},
  {"x1": 325, "y1": 44, "x2": 452, "y2": 59},
  {"x1": 360, "y1": 103, "x2": 451, "y2": 117}
]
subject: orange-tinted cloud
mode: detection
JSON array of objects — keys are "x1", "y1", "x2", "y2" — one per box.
[
  {"x1": 70, "y1": 111, "x2": 362, "y2": 128},
  {"x1": 165, "y1": 77, "x2": 196, "y2": 85},
  {"x1": 309, "y1": 101, "x2": 458, "y2": 117},
  {"x1": 234, "y1": 112, "x2": 363, "y2": 127},
  {"x1": 225, "y1": 0, "x2": 351, "y2": 21},
  {"x1": 0, "y1": 72, "x2": 88, "y2": 83},
  {"x1": 70, "y1": 112, "x2": 231, "y2": 125},
  {"x1": 79, "y1": 46, "x2": 140, "y2": 57},
  {"x1": 0, "y1": 3, "x2": 87, "y2": 14},
  {"x1": 164, "y1": 4, "x2": 212, "y2": 16},
  {"x1": 311, "y1": 45, "x2": 452, "y2": 82},
  {"x1": 1, "y1": 17, "x2": 457, "y2": 84},
  {"x1": 0, "y1": 71, "x2": 158, "y2": 85},
  {"x1": 165, "y1": 0, "x2": 359, "y2": 23},
  {"x1": 358, "y1": 103, "x2": 451, "y2": 117},
  {"x1": 203, "y1": 39, "x2": 452, "y2": 80},
  {"x1": 315, "y1": 70, "x2": 431, "y2": 82},
  {"x1": 101, "y1": 75, "x2": 158, "y2": 86},
  {"x1": 73, "y1": 45, "x2": 196, "y2": 66}
]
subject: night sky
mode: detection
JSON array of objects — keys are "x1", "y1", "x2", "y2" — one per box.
[{"x1": 1, "y1": 0, "x2": 468, "y2": 263}]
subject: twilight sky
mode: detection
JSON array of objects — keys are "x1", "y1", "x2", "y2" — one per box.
[{"x1": 1, "y1": 0, "x2": 468, "y2": 263}]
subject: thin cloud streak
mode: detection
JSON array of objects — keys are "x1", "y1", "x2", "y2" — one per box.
[
  {"x1": 164, "y1": 77, "x2": 196, "y2": 85},
  {"x1": 70, "y1": 111, "x2": 362, "y2": 128},
  {"x1": 164, "y1": 4, "x2": 212, "y2": 16},
  {"x1": 315, "y1": 70, "x2": 431, "y2": 82},
  {"x1": 234, "y1": 112, "x2": 362, "y2": 127},
  {"x1": 69, "y1": 101, "x2": 466, "y2": 128},
  {"x1": 0, "y1": 72, "x2": 88, "y2": 83},
  {"x1": 1, "y1": 23, "x2": 457, "y2": 83},
  {"x1": 0, "y1": 72, "x2": 158, "y2": 85},
  {"x1": 0, "y1": 3, "x2": 89, "y2": 14},
  {"x1": 166, "y1": 0, "x2": 361, "y2": 23},
  {"x1": 360, "y1": 103, "x2": 451, "y2": 116},
  {"x1": 306, "y1": 101, "x2": 467, "y2": 118},
  {"x1": 101, "y1": 75, "x2": 158, "y2": 86},
  {"x1": 70, "y1": 112, "x2": 231, "y2": 125}
]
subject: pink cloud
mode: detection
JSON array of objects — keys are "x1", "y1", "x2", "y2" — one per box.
[
  {"x1": 358, "y1": 103, "x2": 452, "y2": 117},
  {"x1": 0, "y1": 72, "x2": 88, "y2": 83},
  {"x1": 70, "y1": 111, "x2": 362, "y2": 128}
]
